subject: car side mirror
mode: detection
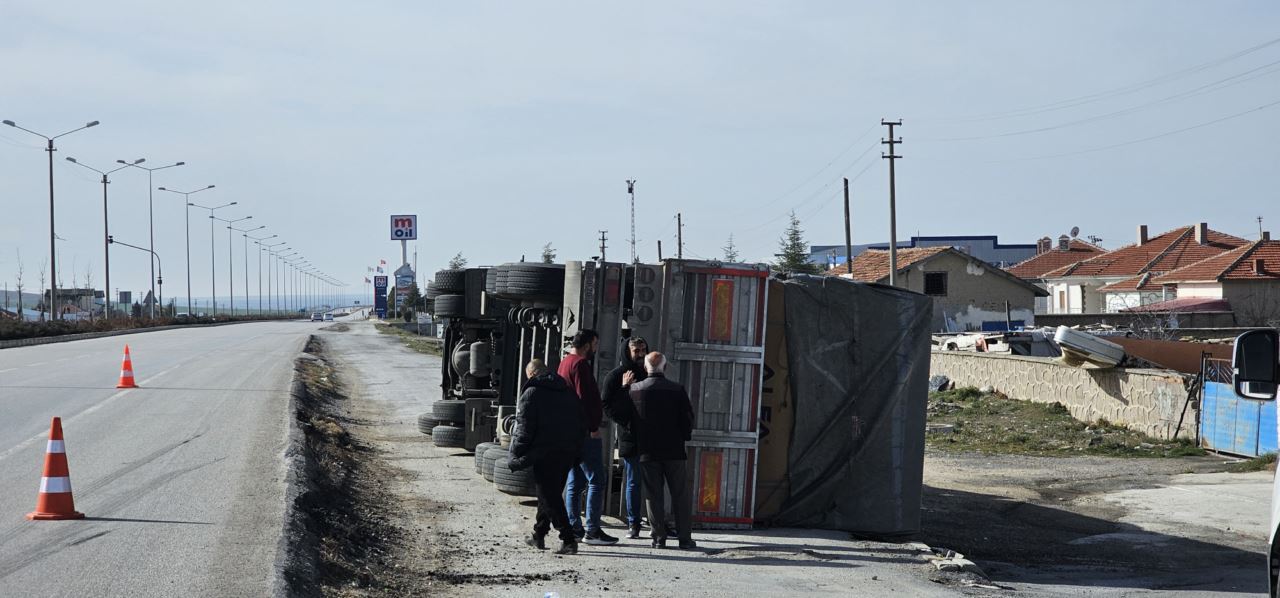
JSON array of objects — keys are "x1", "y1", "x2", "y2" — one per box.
[{"x1": 1233, "y1": 329, "x2": 1280, "y2": 400}]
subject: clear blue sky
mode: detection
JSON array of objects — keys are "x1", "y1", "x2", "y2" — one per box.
[{"x1": 2, "y1": 1, "x2": 1277, "y2": 303}]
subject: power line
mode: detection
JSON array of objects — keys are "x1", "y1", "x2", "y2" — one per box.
[
  {"x1": 926, "y1": 34, "x2": 1280, "y2": 123},
  {"x1": 992, "y1": 96, "x2": 1280, "y2": 162}
]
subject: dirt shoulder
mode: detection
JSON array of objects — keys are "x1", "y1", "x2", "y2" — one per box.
[{"x1": 291, "y1": 320, "x2": 964, "y2": 597}]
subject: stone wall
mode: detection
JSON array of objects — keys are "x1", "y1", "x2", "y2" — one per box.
[
  {"x1": 1036, "y1": 311, "x2": 1237, "y2": 329},
  {"x1": 930, "y1": 351, "x2": 1194, "y2": 440}
]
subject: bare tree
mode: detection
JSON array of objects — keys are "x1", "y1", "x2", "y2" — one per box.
[
  {"x1": 14, "y1": 250, "x2": 24, "y2": 319},
  {"x1": 448, "y1": 252, "x2": 467, "y2": 269},
  {"x1": 1234, "y1": 285, "x2": 1280, "y2": 328},
  {"x1": 83, "y1": 264, "x2": 95, "y2": 321},
  {"x1": 38, "y1": 260, "x2": 47, "y2": 321}
]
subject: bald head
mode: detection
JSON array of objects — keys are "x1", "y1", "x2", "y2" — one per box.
[
  {"x1": 644, "y1": 351, "x2": 667, "y2": 374},
  {"x1": 525, "y1": 359, "x2": 548, "y2": 379}
]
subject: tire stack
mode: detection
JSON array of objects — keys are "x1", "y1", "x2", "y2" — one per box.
[
  {"x1": 491, "y1": 263, "x2": 565, "y2": 301},
  {"x1": 474, "y1": 442, "x2": 498, "y2": 473},
  {"x1": 429, "y1": 399, "x2": 466, "y2": 448},
  {"x1": 432, "y1": 269, "x2": 466, "y2": 318},
  {"x1": 417, "y1": 412, "x2": 442, "y2": 435},
  {"x1": 493, "y1": 456, "x2": 536, "y2": 496},
  {"x1": 481, "y1": 445, "x2": 507, "y2": 482}
]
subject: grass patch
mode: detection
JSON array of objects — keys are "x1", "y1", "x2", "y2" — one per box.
[
  {"x1": 374, "y1": 323, "x2": 442, "y2": 356},
  {"x1": 1228, "y1": 452, "x2": 1277, "y2": 473},
  {"x1": 928, "y1": 387, "x2": 1205, "y2": 458}
]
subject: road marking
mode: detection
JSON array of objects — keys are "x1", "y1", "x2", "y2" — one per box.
[
  {"x1": 27, "y1": 361, "x2": 47, "y2": 367},
  {"x1": 0, "y1": 368, "x2": 15, "y2": 374}
]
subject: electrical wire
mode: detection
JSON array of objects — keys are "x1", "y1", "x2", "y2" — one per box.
[{"x1": 926, "y1": 34, "x2": 1280, "y2": 123}]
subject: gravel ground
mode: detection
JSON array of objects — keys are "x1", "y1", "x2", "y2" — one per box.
[{"x1": 310, "y1": 319, "x2": 967, "y2": 597}]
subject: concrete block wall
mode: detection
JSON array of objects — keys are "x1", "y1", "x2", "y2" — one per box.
[{"x1": 930, "y1": 351, "x2": 1194, "y2": 440}]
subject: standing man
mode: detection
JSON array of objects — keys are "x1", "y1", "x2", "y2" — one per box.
[
  {"x1": 558, "y1": 329, "x2": 619, "y2": 545},
  {"x1": 602, "y1": 336, "x2": 649, "y2": 539},
  {"x1": 509, "y1": 359, "x2": 586, "y2": 555},
  {"x1": 630, "y1": 352, "x2": 696, "y2": 549}
]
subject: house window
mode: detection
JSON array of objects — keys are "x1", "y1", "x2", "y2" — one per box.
[
  {"x1": 1058, "y1": 290, "x2": 1066, "y2": 313},
  {"x1": 924, "y1": 272, "x2": 948, "y2": 296}
]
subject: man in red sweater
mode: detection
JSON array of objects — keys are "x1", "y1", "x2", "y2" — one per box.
[{"x1": 558, "y1": 329, "x2": 618, "y2": 545}]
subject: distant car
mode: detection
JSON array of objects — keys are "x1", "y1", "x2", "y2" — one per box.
[
  {"x1": 311, "y1": 313, "x2": 324, "y2": 321},
  {"x1": 175, "y1": 313, "x2": 192, "y2": 320},
  {"x1": 323, "y1": 313, "x2": 334, "y2": 321}
]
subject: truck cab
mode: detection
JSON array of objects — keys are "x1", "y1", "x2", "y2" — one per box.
[{"x1": 1232, "y1": 328, "x2": 1280, "y2": 596}]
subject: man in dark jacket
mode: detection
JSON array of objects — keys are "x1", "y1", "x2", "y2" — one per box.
[
  {"x1": 509, "y1": 359, "x2": 587, "y2": 555},
  {"x1": 601, "y1": 336, "x2": 649, "y2": 539},
  {"x1": 629, "y1": 351, "x2": 697, "y2": 549}
]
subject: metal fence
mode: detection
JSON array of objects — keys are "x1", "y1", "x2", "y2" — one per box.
[{"x1": 1204, "y1": 358, "x2": 1232, "y2": 384}]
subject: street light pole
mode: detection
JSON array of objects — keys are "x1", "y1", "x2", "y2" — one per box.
[
  {"x1": 158, "y1": 185, "x2": 215, "y2": 316},
  {"x1": 107, "y1": 235, "x2": 162, "y2": 314},
  {"x1": 233, "y1": 225, "x2": 265, "y2": 315},
  {"x1": 248, "y1": 233, "x2": 275, "y2": 315},
  {"x1": 3, "y1": 119, "x2": 100, "y2": 319},
  {"x1": 64, "y1": 157, "x2": 132, "y2": 318},
  {"x1": 214, "y1": 216, "x2": 251, "y2": 316},
  {"x1": 189, "y1": 202, "x2": 237, "y2": 314},
  {"x1": 118, "y1": 159, "x2": 185, "y2": 317},
  {"x1": 265, "y1": 243, "x2": 287, "y2": 315}
]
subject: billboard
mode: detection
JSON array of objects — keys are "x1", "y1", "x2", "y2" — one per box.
[
  {"x1": 373, "y1": 275, "x2": 388, "y2": 317},
  {"x1": 390, "y1": 215, "x2": 417, "y2": 241}
]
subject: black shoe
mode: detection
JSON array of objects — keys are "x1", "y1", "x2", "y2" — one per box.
[
  {"x1": 652, "y1": 537, "x2": 667, "y2": 549},
  {"x1": 584, "y1": 529, "x2": 618, "y2": 545},
  {"x1": 524, "y1": 534, "x2": 547, "y2": 550},
  {"x1": 627, "y1": 525, "x2": 641, "y2": 539},
  {"x1": 679, "y1": 539, "x2": 697, "y2": 550},
  {"x1": 555, "y1": 541, "x2": 578, "y2": 555},
  {"x1": 666, "y1": 523, "x2": 678, "y2": 537},
  {"x1": 572, "y1": 527, "x2": 586, "y2": 541}
]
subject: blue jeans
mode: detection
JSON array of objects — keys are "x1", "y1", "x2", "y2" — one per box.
[
  {"x1": 565, "y1": 436, "x2": 605, "y2": 532},
  {"x1": 623, "y1": 455, "x2": 642, "y2": 527}
]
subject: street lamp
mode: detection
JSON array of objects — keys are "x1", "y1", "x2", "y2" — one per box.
[
  {"x1": 248, "y1": 233, "x2": 276, "y2": 315},
  {"x1": 232, "y1": 224, "x2": 265, "y2": 315},
  {"x1": 118, "y1": 158, "x2": 184, "y2": 318},
  {"x1": 107, "y1": 235, "x2": 162, "y2": 316},
  {"x1": 213, "y1": 215, "x2": 251, "y2": 315},
  {"x1": 3, "y1": 119, "x2": 99, "y2": 319},
  {"x1": 158, "y1": 185, "x2": 215, "y2": 316},
  {"x1": 189, "y1": 201, "x2": 237, "y2": 314},
  {"x1": 280, "y1": 252, "x2": 299, "y2": 315},
  {"x1": 64, "y1": 156, "x2": 134, "y2": 318},
  {"x1": 264, "y1": 242, "x2": 287, "y2": 315}
]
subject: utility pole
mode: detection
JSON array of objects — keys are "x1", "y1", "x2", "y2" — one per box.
[
  {"x1": 843, "y1": 177, "x2": 853, "y2": 275},
  {"x1": 598, "y1": 230, "x2": 608, "y2": 262},
  {"x1": 657, "y1": 240, "x2": 663, "y2": 261},
  {"x1": 677, "y1": 212, "x2": 684, "y2": 259},
  {"x1": 626, "y1": 180, "x2": 637, "y2": 263},
  {"x1": 882, "y1": 119, "x2": 903, "y2": 286},
  {"x1": 1260, "y1": 216, "x2": 1266, "y2": 239}
]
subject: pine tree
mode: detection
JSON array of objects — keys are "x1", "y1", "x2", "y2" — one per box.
[
  {"x1": 448, "y1": 252, "x2": 467, "y2": 269},
  {"x1": 722, "y1": 234, "x2": 740, "y2": 262},
  {"x1": 541, "y1": 243, "x2": 556, "y2": 264},
  {"x1": 773, "y1": 211, "x2": 821, "y2": 275}
]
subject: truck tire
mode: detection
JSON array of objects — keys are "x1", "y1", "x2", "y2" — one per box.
[
  {"x1": 424, "y1": 281, "x2": 443, "y2": 300},
  {"x1": 417, "y1": 413, "x2": 442, "y2": 435},
  {"x1": 431, "y1": 424, "x2": 465, "y2": 448},
  {"x1": 493, "y1": 457, "x2": 537, "y2": 496},
  {"x1": 432, "y1": 400, "x2": 466, "y2": 424},
  {"x1": 483, "y1": 447, "x2": 508, "y2": 482},
  {"x1": 474, "y1": 442, "x2": 497, "y2": 473},
  {"x1": 434, "y1": 269, "x2": 466, "y2": 293},
  {"x1": 434, "y1": 294, "x2": 465, "y2": 317}
]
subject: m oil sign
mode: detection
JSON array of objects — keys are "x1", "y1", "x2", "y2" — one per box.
[{"x1": 390, "y1": 215, "x2": 417, "y2": 240}]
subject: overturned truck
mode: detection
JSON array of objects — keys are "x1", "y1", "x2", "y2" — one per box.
[{"x1": 418, "y1": 258, "x2": 932, "y2": 536}]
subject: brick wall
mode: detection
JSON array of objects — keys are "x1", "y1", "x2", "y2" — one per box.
[{"x1": 930, "y1": 351, "x2": 1194, "y2": 440}]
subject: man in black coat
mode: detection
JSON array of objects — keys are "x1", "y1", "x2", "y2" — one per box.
[
  {"x1": 601, "y1": 336, "x2": 649, "y2": 539},
  {"x1": 628, "y1": 351, "x2": 697, "y2": 549},
  {"x1": 508, "y1": 359, "x2": 587, "y2": 554}
]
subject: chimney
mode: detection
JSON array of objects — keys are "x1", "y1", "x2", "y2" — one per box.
[
  {"x1": 1058, "y1": 235, "x2": 1070, "y2": 251},
  {"x1": 1137, "y1": 225, "x2": 1148, "y2": 245},
  {"x1": 1195, "y1": 222, "x2": 1208, "y2": 245},
  {"x1": 1264, "y1": 231, "x2": 1271, "y2": 241},
  {"x1": 1255, "y1": 258, "x2": 1266, "y2": 276}
]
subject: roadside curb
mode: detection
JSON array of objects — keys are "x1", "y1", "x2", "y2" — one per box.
[
  {"x1": 272, "y1": 346, "x2": 320, "y2": 598},
  {"x1": 0, "y1": 319, "x2": 278, "y2": 350}
]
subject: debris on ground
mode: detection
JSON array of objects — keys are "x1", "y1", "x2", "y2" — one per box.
[
  {"x1": 927, "y1": 387, "x2": 1204, "y2": 457},
  {"x1": 1227, "y1": 452, "x2": 1277, "y2": 473}
]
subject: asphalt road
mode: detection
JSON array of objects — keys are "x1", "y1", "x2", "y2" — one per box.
[{"x1": 0, "y1": 321, "x2": 318, "y2": 597}]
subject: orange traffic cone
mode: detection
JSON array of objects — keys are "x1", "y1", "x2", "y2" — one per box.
[
  {"x1": 116, "y1": 344, "x2": 137, "y2": 389},
  {"x1": 27, "y1": 417, "x2": 85, "y2": 520}
]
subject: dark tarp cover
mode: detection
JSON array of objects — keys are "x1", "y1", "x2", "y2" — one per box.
[{"x1": 768, "y1": 275, "x2": 932, "y2": 536}]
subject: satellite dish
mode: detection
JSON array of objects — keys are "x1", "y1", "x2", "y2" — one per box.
[{"x1": 1070, "y1": 226, "x2": 1080, "y2": 238}]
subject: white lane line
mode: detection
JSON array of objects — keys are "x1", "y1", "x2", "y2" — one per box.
[
  {"x1": 0, "y1": 368, "x2": 16, "y2": 374},
  {"x1": 0, "y1": 361, "x2": 187, "y2": 464},
  {"x1": 27, "y1": 362, "x2": 47, "y2": 367}
]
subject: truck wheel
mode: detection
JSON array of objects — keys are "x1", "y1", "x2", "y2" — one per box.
[
  {"x1": 425, "y1": 281, "x2": 443, "y2": 300},
  {"x1": 417, "y1": 413, "x2": 442, "y2": 435},
  {"x1": 434, "y1": 294, "x2": 465, "y2": 317},
  {"x1": 474, "y1": 442, "x2": 497, "y2": 473},
  {"x1": 432, "y1": 399, "x2": 466, "y2": 424},
  {"x1": 434, "y1": 269, "x2": 466, "y2": 293},
  {"x1": 483, "y1": 447, "x2": 508, "y2": 482},
  {"x1": 493, "y1": 457, "x2": 537, "y2": 496},
  {"x1": 431, "y1": 424, "x2": 465, "y2": 448}
]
